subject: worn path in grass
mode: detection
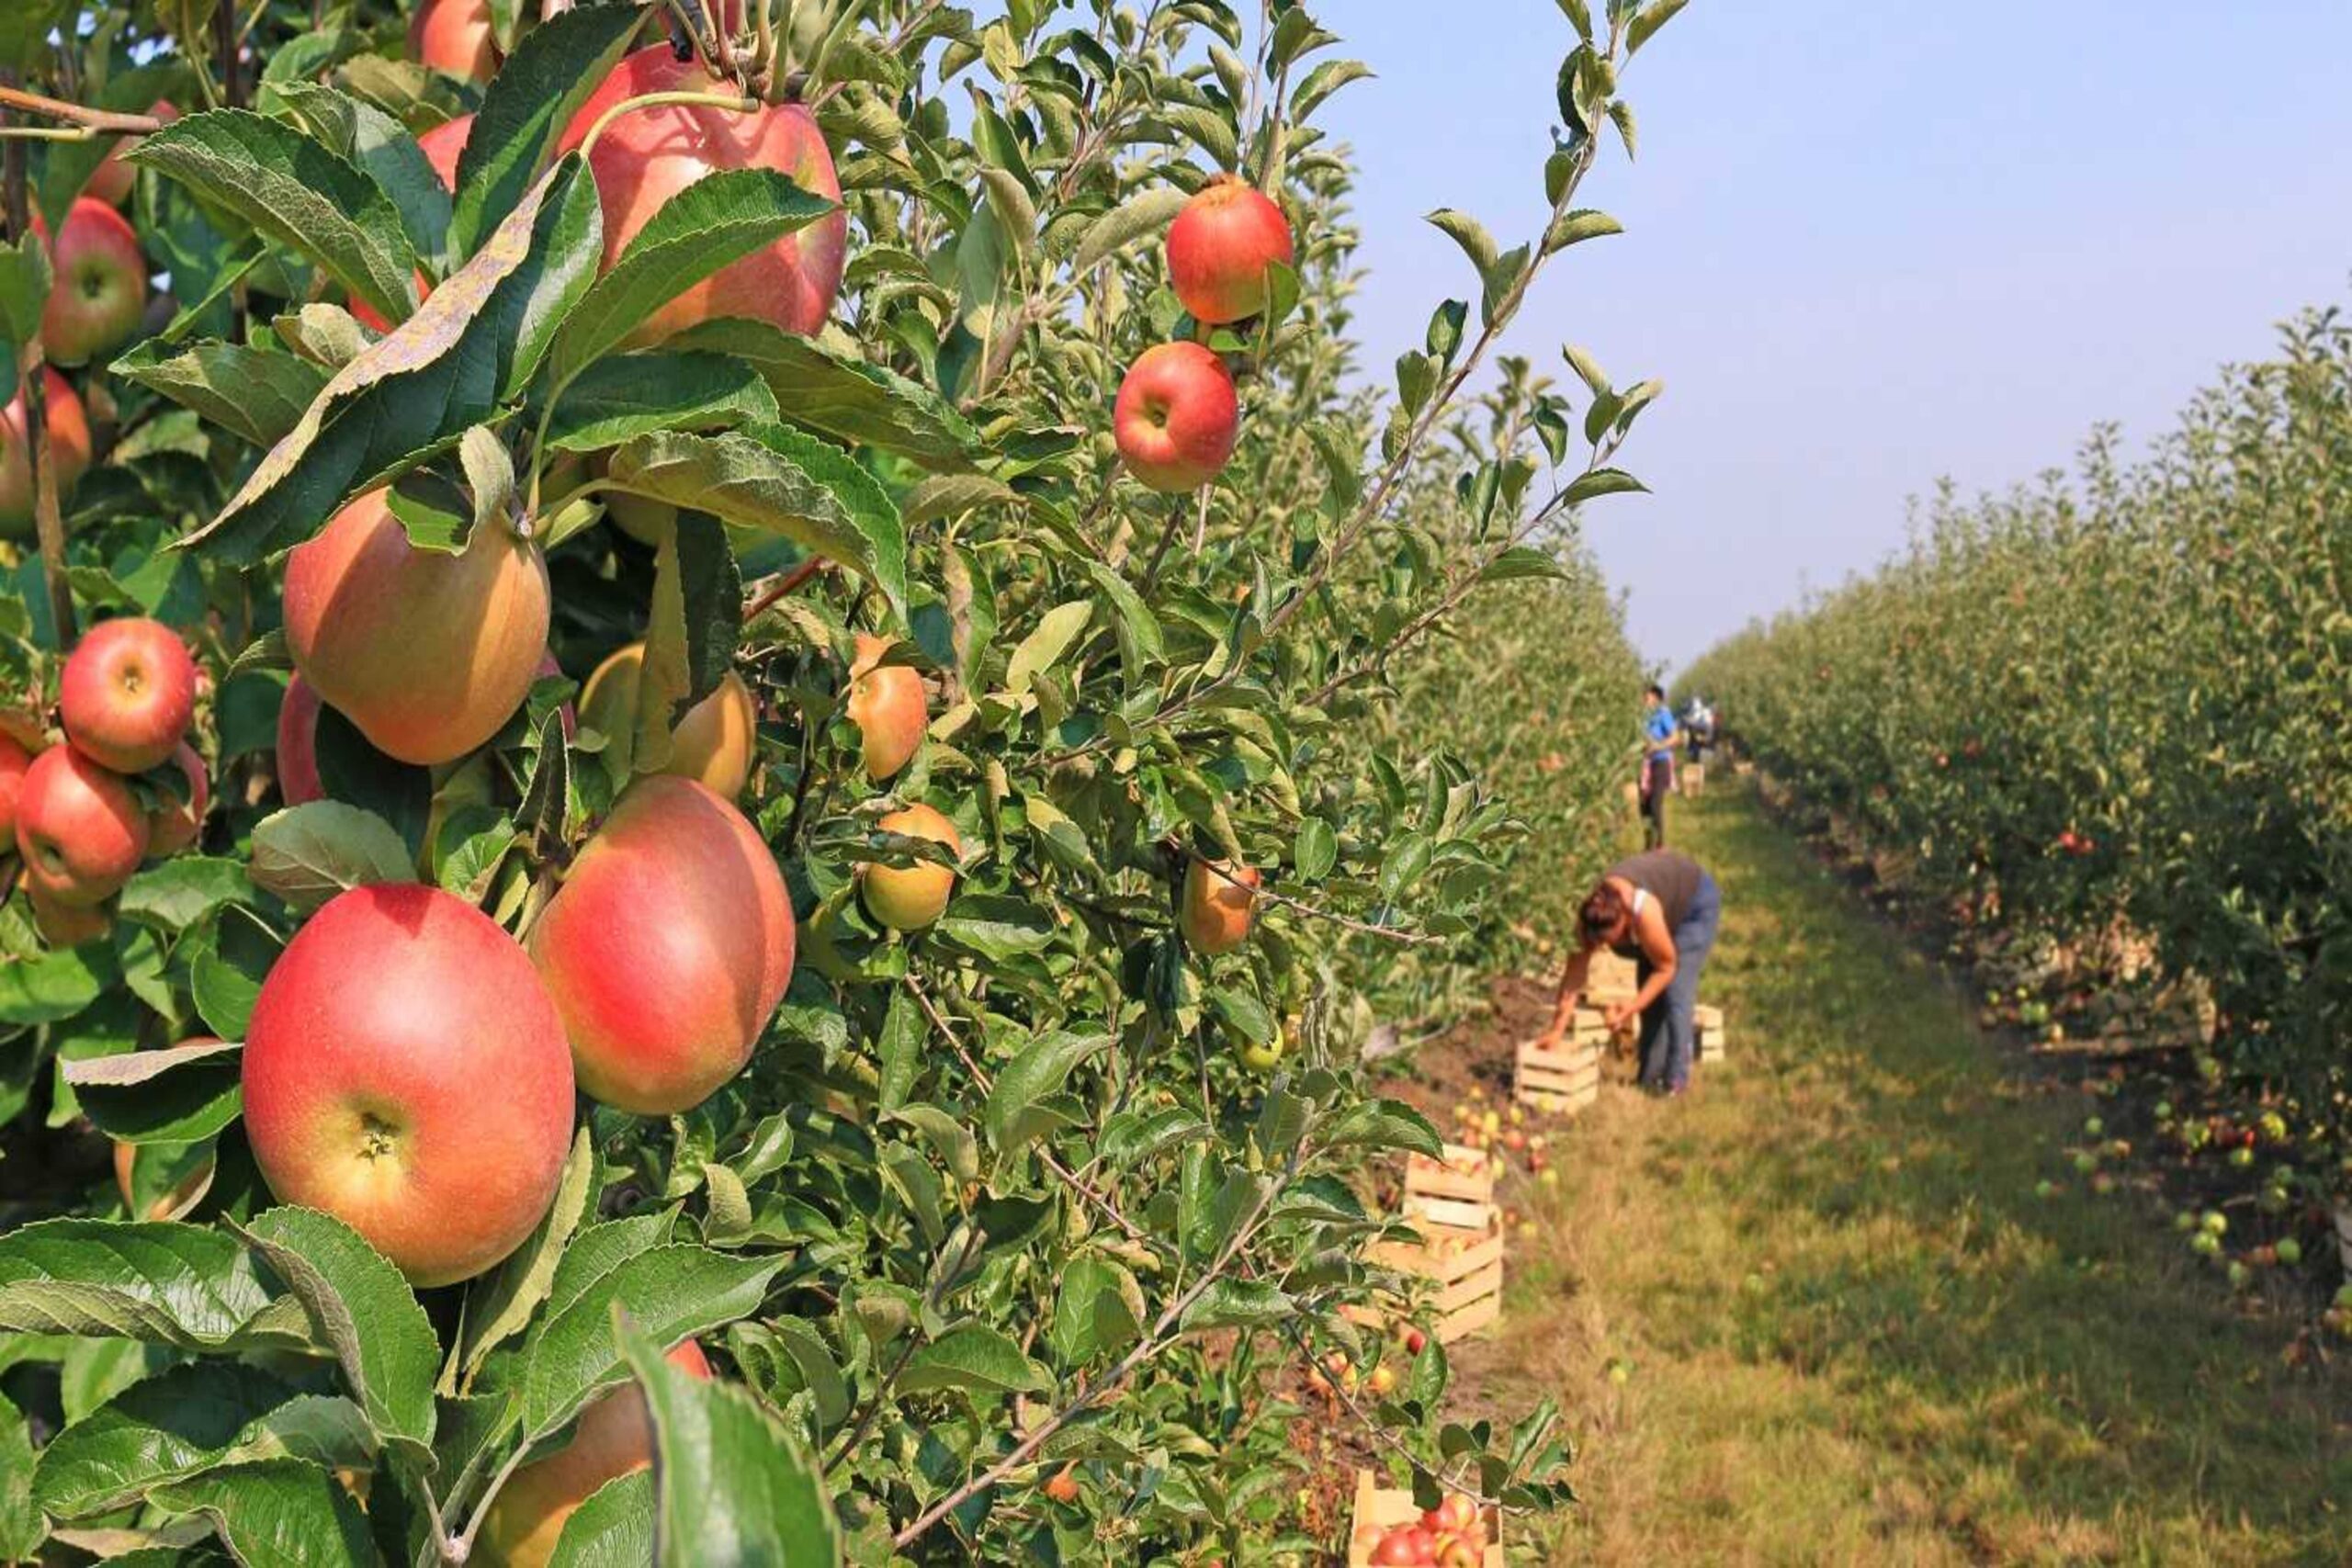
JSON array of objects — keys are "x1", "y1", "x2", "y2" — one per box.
[{"x1": 1458, "y1": 783, "x2": 2352, "y2": 1566}]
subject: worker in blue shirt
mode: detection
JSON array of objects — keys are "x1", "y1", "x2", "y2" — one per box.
[{"x1": 1639, "y1": 683, "x2": 1677, "y2": 848}]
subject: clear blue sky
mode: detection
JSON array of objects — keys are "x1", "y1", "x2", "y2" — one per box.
[{"x1": 1316, "y1": 3, "x2": 2352, "y2": 673}]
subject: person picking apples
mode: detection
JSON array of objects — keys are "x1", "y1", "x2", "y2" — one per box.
[{"x1": 1542, "y1": 848, "x2": 1722, "y2": 1096}]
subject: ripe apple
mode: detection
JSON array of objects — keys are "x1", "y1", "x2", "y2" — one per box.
[
  {"x1": 1114, "y1": 342, "x2": 1238, "y2": 493},
  {"x1": 409, "y1": 0, "x2": 498, "y2": 82},
  {"x1": 0, "y1": 369, "x2": 94, "y2": 539},
  {"x1": 526, "y1": 776, "x2": 794, "y2": 1115},
  {"x1": 1043, "y1": 1465, "x2": 1080, "y2": 1506},
  {"x1": 28, "y1": 883, "x2": 109, "y2": 945},
  {"x1": 417, "y1": 113, "x2": 472, "y2": 188},
  {"x1": 85, "y1": 99, "x2": 178, "y2": 207},
  {"x1": 560, "y1": 47, "x2": 848, "y2": 346},
  {"x1": 284, "y1": 489, "x2": 550, "y2": 765},
  {"x1": 862, "y1": 803, "x2": 961, "y2": 931},
  {"x1": 1237, "y1": 1031, "x2": 1283, "y2": 1073},
  {"x1": 59, "y1": 615, "x2": 197, "y2": 773},
  {"x1": 276, "y1": 673, "x2": 325, "y2": 806},
  {"x1": 1165, "y1": 175, "x2": 1294, "y2": 324},
  {"x1": 243, "y1": 883, "x2": 574, "y2": 1284},
  {"x1": 0, "y1": 730, "x2": 31, "y2": 845},
  {"x1": 1366, "y1": 1364, "x2": 1397, "y2": 1396},
  {"x1": 1180, "y1": 856, "x2": 1259, "y2": 954},
  {"x1": 577, "y1": 642, "x2": 757, "y2": 800},
  {"x1": 1369, "y1": 1525, "x2": 1436, "y2": 1566},
  {"x1": 15, "y1": 745, "x2": 150, "y2": 907},
  {"x1": 41, "y1": 198, "x2": 147, "y2": 367},
  {"x1": 1401, "y1": 1326, "x2": 1427, "y2": 1355},
  {"x1": 1433, "y1": 1536, "x2": 1480, "y2": 1568},
  {"x1": 479, "y1": 1339, "x2": 712, "y2": 1568},
  {"x1": 1422, "y1": 1496, "x2": 1481, "y2": 1543},
  {"x1": 147, "y1": 741, "x2": 209, "y2": 856},
  {"x1": 845, "y1": 633, "x2": 927, "y2": 783}
]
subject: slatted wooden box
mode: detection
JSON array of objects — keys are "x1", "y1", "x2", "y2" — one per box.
[
  {"x1": 1346, "y1": 1471, "x2": 1504, "y2": 1568},
  {"x1": 1587, "y1": 950, "x2": 1640, "y2": 1008},
  {"x1": 1680, "y1": 761, "x2": 1706, "y2": 796},
  {"x1": 1515, "y1": 1036, "x2": 1603, "y2": 1115},
  {"x1": 1402, "y1": 1143, "x2": 1498, "y2": 1233},
  {"x1": 1695, "y1": 1004, "x2": 1729, "y2": 1065},
  {"x1": 1363, "y1": 1218, "x2": 1504, "y2": 1345}
]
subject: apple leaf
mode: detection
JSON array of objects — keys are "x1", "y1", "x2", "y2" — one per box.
[
  {"x1": 0, "y1": 942, "x2": 121, "y2": 1026},
  {"x1": 0, "y1": 235, "x2": 53, "y2": 349},
  {"x1": 1068, "y1": 185, "x2": 1190, "y2": 273},
  {"x1": 668, "y1": 320, "x2": 984, "y2": 472},
  {"x1": 1046, "y1": 1257, "x2": 1144, "y2": 1370},
  {"x1": 115, "y1": 856, "x2": 255, "y2": 933},
  {"x1": 1177, "y1": 1278, "x2": 1295, "y2": 1332},
  {"x1": 538, "y1": 351, "x2": 778, "y2": 453},
  {"x1": 631, "y1": 512, "x2": 741, "y2": 777},
  {"x1": 63, "y1": 1040, "x2": 244, "y2": 1145},
  {"x1": 151, "y1": 1459, "x2": 375, "y2": 1568},
  {"x1": 982, "y1": 1030, "x2": 1114, "y2": 1154},
  {"x1": 247, "y1": 802, "x2": 416, "y2": 913},
  {"x1": 266, "y1": 81, "x2": 453, "y2": 276},
  {"x1": 547, "y1": 1471, "x2": 654, "y2": 1568},
  {"x1": 543, "y1": 1212, "x2": 679, "y2": 1325},
  {"x1": 0, "y1": 1220, "x2": 311, "y2": 1353},
  {"x1": 125, "y1": 109, "x2": 419, "y2": 326},
  {"x1": 234, "y1": 1209, "x2": 439, "y2": 1464},
  {"x1": 0, "y1": 1392, "x2": 40, "y2": 1563},
  {"x1": 1318, "y1": 1097, "x2": 1444, "y2": 1158},
  {"x1": 894, "y1": 1322, "x2": 1051, "y2": 1396},
  {"x1": 457, "y1": 1127, "x2": 599, "y2": 1383}
]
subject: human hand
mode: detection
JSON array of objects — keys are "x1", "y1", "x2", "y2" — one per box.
[{"x1": 1604, "y1": 1000, "x2": 1636, "y2": 1033}]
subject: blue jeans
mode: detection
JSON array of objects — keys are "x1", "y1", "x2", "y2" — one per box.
[{"x1": 1635, "y1": 874, "x2": 1721, "y2": 1090}]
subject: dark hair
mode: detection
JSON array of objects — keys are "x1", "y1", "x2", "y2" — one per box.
[
  {"x1": 1645, "y1": 682, "x2": 1667, "y2": 702},
  {"x1": 1580, "y1": 884, "x2": 1628, "y2": 945}
]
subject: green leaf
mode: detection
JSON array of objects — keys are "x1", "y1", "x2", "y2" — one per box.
[
  {"x1": 522, "y1": 1246, "x2": 786, "y2": 1438},
  {"x1": 544, "y1": 1213, "x2": 676, "y2": 1324},
  {"x1": 459, "y1": 1126, "x2": 599, "y2": 1382},
  {"x1": 630, "y1": 512, "x2": 742, "y2": 776},
  {"x1": 1476, "y1": 547, "x2": 1570, "y2": 585},
  {"x1": 126, "y1": 109, "x2": 419, "y2": 324},
  {"x1": 1628, "y1": 0, "x2": 1689, "y2": 54},
  {"x1": 247, "y1": 803, "x2": 416, "y2": 912},
  {"x1": 936, "y1": 896, "x2": 1057, "y2": 961},
  {"x1": 1562, "y1": 467, "x2": 1647, "y2": 505},
  {"x1": 1004, "y1": 600, "x2": 1095, "y2": 695},
  {"x1": 117, "y1": 857, "x2": 254, "y2": 932},
  {"x1": 0, "y1": 1391, "x2": 39, "y2": 1562},
  {"x1": 235, "y1": 1208, "x2": 439, "y2": 1461},
  {"x1": 1291, "y1": 59, "x2": 1374, "y2": 121},
  {"x1": 0, "y1": 235, "x2": 51, "y2": 347},
  {"x1": 152, "y1": 1459, "x2": 375, "y2": 1568},
  {"x1": 669, "y1": 321, "x2": 983, "y2": 471},
  {"x1": 0, "y1": 942, "x2": 120, "y2": 1025},
  {"x1": 1425, "y1": 209, "x2": 1499, "y2": 285},
  {"x1": 1178, "y1": 1279, "x2": 1295, "y2": 1332},
  {"x1": 540, "y1": 350, "x2": 779, "y2": 452},
  {"x1": 0, "y1": 1220, "x2": 308, "y2": 1352},
  {"x1": 895, "y1": 1323, "x2": 1051, "y2": 1396},
  {"x1": 266, "y1": 81, "x2": 453, "y2": 273},
  {"x1": 604, "y1": 423, "x2": 907, "y2": 622},
  {"x1": 33, "y1": 1364, "x2": 365, "y2": 1519},
  {"x1": 64, "y1": 1040, "x2": 243, "y2": 1145},
  {"x1": 983, "y1": 1031, "x2": 1114, "y2": 1153},
  {"x1": 1046, "y1": 1257, "x2": 1142, "y2": 1368},
  {"x1": 1294, "y1": 818, "x2": 1338, "y2": 881},
  {"x1": 189, "y1": 909, "x2": 280, "y2": 1042},
  {"x1": 1545, "y1": 208, "x2": 1623, "y2": 251},
  {"x1": 548, "y1": 1471, "x2": 655, "y2": 1568},
  {"x1": 549, "y1": 169, "x2": 836, "y2": 383},
  {"x1": 1079, "y1": 560, "x2": 1164, "y2": 683},
  {"x1": 615, "y1": 1308, "x2": 843, "y2": 1567},
  {"x1": 1321, "y1": 1099, "x2": 1443, "y2": 1159},
  {"x1": 112, "y1": 340, "x2": 329, "y2": 449},
  {"x1": 449, "y1": 0, "x2": 646, "y2": 260},
  {"x1": 1069, "y1": 186, "x2": 1189, "y2": 272}
]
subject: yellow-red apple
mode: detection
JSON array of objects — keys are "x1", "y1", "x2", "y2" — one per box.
[
  {"x1": 276, "y1": 674, "x2": 324, "y2": 806},
  {"x1": 526, "y1": 776, "x2": 794, "y2": 1115},
  {"x1": 242, "y1": 883, "x2": 575, "y2": 1286},
  {"x1": 284, "y1": 489, "x2": 550, "y2": 765},
  {"x1": 845, "y1": 634, "x2": 926, "y2": 783},
  {"x1": 28, "y1": 884, "x2": 109, "y2": 946},
  {"x1": 41, "y1": 198, "x2": 147, "y2": 367},
  {"x1": 147, "y1": 741, "x2": 209, "y2": 856},
  {"x1": 1181, "y1": 857, "x2": 1259, "y2": 955},
  {"x1": 86, "y1": 100, "x2": 177, "y2": 208},
  {"x1": 861, "y1": 803, "x2": 960, "y2": 931},
  {"x1": 1166, "y1": 175, "x2": 1294, "y2": 324},
  {"x1": 409, "y1": 0, "x2": 498, "y2": 82},
  {"x1": 1114, "y1": 342, "x2": 1238, "y2": 493},
  {"x1": 59, "y1": 615, "x2": 196, "y2": 773},
  {"x1": 15, "y1": 745, "x2": 149, "y2": 908},
  {"x1": 559, "y1": 47, "x2": 848, "y2": 346},
  {"x1": 578, "y1": 642, "x2": 756, "y2": 800},
  {"x1": 418, "y1": 113, "x2": 472, "y2": 188},
  {"x1": 0, "y1": 730, "x2": 30, "y2": 846},
  {"x1": 0, "y1": 370, "x2": 93, "y2": 539},
  {"x1": 478, "y1": 1339, "x2": 713, "y2": 1568}
]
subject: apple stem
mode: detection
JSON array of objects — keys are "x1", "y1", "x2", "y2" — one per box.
[{"x1": 572, "y1": 88, "x2": 759, "y2": 165}]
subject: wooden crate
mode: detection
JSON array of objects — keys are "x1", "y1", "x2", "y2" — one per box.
[
  {"x1": 1695, "y1": 1003, "x2": 1729, "y2": 1065},
  {"x1": 1365, "y1": 1219, "x2": 1504, "y2": 1344},
  {"x1": 1680, "y1": 761, "x2": 1706, "y2": 797},
  {"x1": 1346, "y1": 1471, "x2": 1504, "y2": 1568},
  {"x1": 1587, "y1": 950, "x2": 1639, "y2": 1007},
  {"x1": 1515, "y1": 1036, "x2": 1602, "y2": 1115},
  {"x1": 1402, "y1": 1144, "x2": 1498, "y2": 1232}
]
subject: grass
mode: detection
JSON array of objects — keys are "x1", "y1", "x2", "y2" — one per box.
[{"x1": 1453, "y1": 784, "x2": 2352, "y2": 1566}]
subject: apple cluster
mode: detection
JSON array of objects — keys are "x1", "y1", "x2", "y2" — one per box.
[
  {"x1": 3, "y1": 616, "x2": 206, "y2": 944},
  {"x1": 1363, "y1": 1495, "x2": 1490, "y2": 1567},
  {"x1": 1112, "y1": 176, "x2": 1295, "y2": 495}
]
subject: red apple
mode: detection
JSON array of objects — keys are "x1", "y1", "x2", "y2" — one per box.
[
  {"x1": 1114, "y1": 342, "x2": 1238, "y2": 493},
  {"x1": 1180, "y1": 857, "x2": 1259, "y2": 955},
  {"x1": 15, "y1": 745, "x2": 149, "y2": 907},
  {"x1": 276, "y1": 674, "x2": 324, "y2": 806},
  {"x1": 527, "y1": 777, "x2": 793, "y2": 1115},
  {"x1": 1165, "y1": 175, "x2": 1294, "y2": 324},
  {"x1": 1369, "y1": 1525, "x2": 1437, "y2": 1567},
  {"x1": 147, "y1": 741, "x2": 209, "y2": 856},
  {"x1": 86, "y1": 100, "x2": 178, "y2": 208},
  {"x1": 479, "y1": 1339, "x2": 712, "y2": 1568},
  {"x1": 41, "y1": 198, "x2": 147, "y2": 367},
  {"x1": 577, "y1": 642, "x2": 757, "y2": 801},
  {"x1": 1043, "y1": 1465, "x2": 1080, "y2": 1506},
  {"x1": 845, "y1": 633, "x2": 926, "y2": 783},
  {"x1": 284, "y1": 489, "x2": 551, "y2": 765},
  {"x1": 559, "y1": 47, "x2": 848, "y2": 346},
  {"x1": 242, "y1": 883, "x2": 575, "y2": 1286},
  {"x1": 861, "y1": 803, "x2": 960, "y2": 931},
  {"x1": 1401, "y1": 1326, "x2": 1427, "y2": 1355},
  {"x1": 418, "y1": 113, "x2": 472, "y2": 189},
  {"x1": 1422, "y1": 1496, "x2": 1481, "y2": 1540},
  {"x1": 0, "y1": 730, "x2": 31, "y2": 847},
  {"x1": 28, "y1": 883, "x2": 110, "y2": 946},
  {"x1": 409, "y1": 0, "x2": 498, "y2": 83},
  {"x1": 0, "y1": 370, "x2": 94, "y2": 540},
  {"x1": 59, "y1": 615, "x2": 197, "y2": 773}
]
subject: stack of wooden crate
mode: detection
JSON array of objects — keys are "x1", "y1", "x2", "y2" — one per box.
[
  {"x1": 1695, "y1": 1003, "x2": 1729, "y2": 1065},
  {"x1": 1586, "y1": 948, "x2": 1639, "y2": 1009},
  {"x1": 1345, "y1": 1471, "x2": 1504, "y2": 1568},
  {"x1": 1515, "y1": 1006, "x2": 1609, "y2": 1116},
  {"x1": 1680, "y1": 761, "x2": 1707, "y2": 796},
  {"x1": 1360, "y1": 1143, "x2": 1504, "y2": 1345}
]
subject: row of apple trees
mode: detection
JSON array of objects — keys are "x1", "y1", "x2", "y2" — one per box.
[{"x1": 0, "y1": 0, "x2": 1679, "y2": 1562}]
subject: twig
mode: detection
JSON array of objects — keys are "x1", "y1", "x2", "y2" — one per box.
[
  {"x1": 0, "y1": 85, "x2": 166, "y2": 134},
  {"x1": 742, "y1": 556, "x2": 830, "y2": 620}
]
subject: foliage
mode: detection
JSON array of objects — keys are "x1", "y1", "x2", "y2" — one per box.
[{"x1": 0, "y1": 0, "x2": 1679, "y2": 1562}]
